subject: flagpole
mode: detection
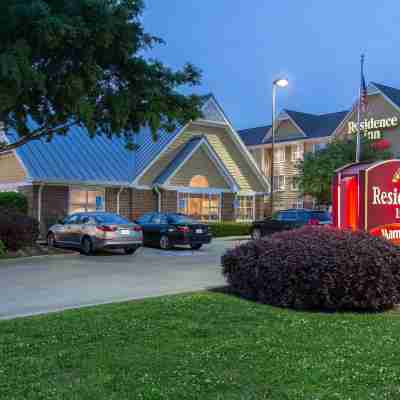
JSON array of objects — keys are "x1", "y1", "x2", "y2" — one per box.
[{"x1": 356, "y1": 54, "x2": 364, "y2": 163}]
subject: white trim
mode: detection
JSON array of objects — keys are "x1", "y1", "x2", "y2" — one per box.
[{"x1": 163, "y1": 136, "x2": 239, "y2": 192}]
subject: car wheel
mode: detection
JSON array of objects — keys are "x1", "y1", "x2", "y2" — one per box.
[
  {"x1": 47, "y1": 232, "x2": 57, "y2": 248},
  {"x1": 81, "y1": 237, "x2": 93, "y2": 256},
  {"x1": 124, "y1": 246, "x2": 139, "y2": 255},
  {"x1": 251, "y1": 228, "x2": 262, "y2": 241},
  {"x1": 159, "y1": 235, "x2": 171, "y2": 250},
  {"x1": 190, "y1": 243, "x2": 202, "y2": 250}
]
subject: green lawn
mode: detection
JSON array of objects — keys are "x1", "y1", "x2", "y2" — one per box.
[{"x1": 2, "y1": 292, "x2": 400, "y2": 400}]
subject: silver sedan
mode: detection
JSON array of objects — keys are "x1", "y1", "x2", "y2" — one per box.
[{"x1": 47, "y1": 212, "x2": 143, "y2": 255}]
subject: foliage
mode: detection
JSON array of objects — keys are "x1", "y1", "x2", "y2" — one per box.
[
  {"x1": 0, "y1": 209, "x2": 39, "y2": 250},
  {"x1": 0, "y1": 0, "x2": 203, "y2": 153},
  {"x1": 209, "y1": 222, "x2": 251, "y2": 237},
  {"x1": 2, "y1": 293, "x2": 400, "y2": 398},
  {"x1": 222, "y1": 226, "x2": 400, "y2": 311},
  {"x1": 0, "y1": 191, "x2": 28, "y2": 213},
  {"x1": 0, "y1": 239, "x2": 6, "y2": 255},
  {"x1": 298, "y1": 136, "x2": 392, "y2": 204}
]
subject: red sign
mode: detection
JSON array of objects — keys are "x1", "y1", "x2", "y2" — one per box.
[{"x1": 364, "y1": 160, "x2": 400, "y2": 243}]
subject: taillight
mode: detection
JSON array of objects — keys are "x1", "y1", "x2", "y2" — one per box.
[
  {"x1": 178, "y1": 226, "x2": 190, "y2": 234},
  {"x1": 308, "y1": 218, "x2": 321, "y2": 226},
  {"x1": 133, "y1": 226, "x2": 142, "y2": 232},
  {"x1": 97, "y1": 225, "x2": 117, "y2": 232}
]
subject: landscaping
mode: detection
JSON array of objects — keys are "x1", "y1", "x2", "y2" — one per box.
[
  {"x1": 1, "y1": 292, "x2": 400, "y2": 399},
  {"x1": 223, "y1": 226, "x2": 400, "y2": 311},
  {"x1": 209, "y1": 222, "x2": 251, "y2": 238}
]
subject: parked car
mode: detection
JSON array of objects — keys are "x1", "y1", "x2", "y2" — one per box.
[
  {"x1": 136, "y1": 213, "x2": 212, "y2": 250},
  {"x1": 47, "y1": 212, "x2": 143, "y2": 255},
  {"x1": 250, "y1": 209, "x2": 332, "y2": 240}
]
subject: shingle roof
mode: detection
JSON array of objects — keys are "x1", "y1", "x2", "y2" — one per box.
[
  {"x1": 238, "y1": 125, "x2": 271, "y2": 146},
  {"x1": 240, "y1": 110, "x2": 348, "y2": 147},
  {"x1": 372, "y1": 82, "x2": 400, "y2": 108}
]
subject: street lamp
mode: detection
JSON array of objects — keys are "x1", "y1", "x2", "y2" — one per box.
[{"x1": 270, "y1": 78, "x2": 289, "y2": 215}]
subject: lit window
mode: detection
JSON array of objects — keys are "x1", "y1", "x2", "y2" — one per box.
[
  {"x1": 274, "y1": 147, "x2": 286, "y2": 162},
  {"x1": 273, "y1": 176, "x2": 286, "y2": 192},
  {"x1": 69, "y1": 188, "x2": 105, "y2": 214},
  {"x1": 190, "y1": 175, "x2": 209, "y2": 188},
  {"x1": 292, "y1": 144, "x2": 304, "y2": 161},
  {"x1": 292, "y1": 199, "x2": 304, "y2": 209},
  {"x1": 178, "y1": 192, "x2": 220, "y2": 222},
  {"x1": 236, "y1": 196, "x2": 255, "y2": 222}
]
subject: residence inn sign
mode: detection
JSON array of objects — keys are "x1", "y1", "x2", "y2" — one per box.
[
  {"x1": 333, "y1": 160, "x2": 400, "y2": 245},
  {"x1": 347, "y1": 116, "x2": 399, "y2": 140}
]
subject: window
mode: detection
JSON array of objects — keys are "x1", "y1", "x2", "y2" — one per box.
[
  {"x1": 178, "y1": 192, "x2": 221, "y2": 222},
  {"x1": 64, "y1": 214, "x2": 80, "y2": 225},
  {"x1": 137, "y1": 213, "x2": 155, "y2": 225},
  {"x1": 190, "y1": 175, "x2": 209, "y2": 188},
  {"x1": 291, "y1": 176, "x2": 300, "y2": 191},
  {"x1": 313, "y1": 143, "x2": 327, "y2": 153},
  {"x1": 292, "y1": 144, "x2": 304, "y2": 161},
  {"x1": 274, "y1": 147, "x2": 286, "y2": 162},
  {"x1": 236, "y1": 195, "x2": 255, "y2": 222},
  {"x1": 292, "y1": 199, "x2": 304, "y2": 209},
  {"x1": 273, "y1": 176, "x2": 285, "y2": 192},
  {"x1": 69, "y1": 188, "x2": 105, "y2": 214}
]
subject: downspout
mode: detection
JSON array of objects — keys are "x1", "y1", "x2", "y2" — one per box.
[
  {"x1": 154, "y1": 186, "x2": 162, "y2": 212},
  {"x1": 38, "y1": 183, "x2": 44, "y2": 235},
  {"x1": 117, "y1": 187, "x2": 124, "y2": 215}
]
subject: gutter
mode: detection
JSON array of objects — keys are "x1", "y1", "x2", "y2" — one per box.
[{"x1": 153, "y1": 185, "x2": 162, "y2": 212}]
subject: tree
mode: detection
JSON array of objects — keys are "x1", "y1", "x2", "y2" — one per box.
[
  {"x1": 298, "y1": 137, "x2": 392, "y2": 205},
  {"x1": 0, "y1": 0, "x2": 203, "y2": 154}
]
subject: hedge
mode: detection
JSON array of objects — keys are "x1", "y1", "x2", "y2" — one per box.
[
  {"x1": 209, "y1": 223, "x2": 251, "y2": 238},
  {"x1": 222, "y1": 226, "x2": 400, "y2": 311},
  {"x1": 0, "y1": 192, "x2": 28, "y2": 214}
]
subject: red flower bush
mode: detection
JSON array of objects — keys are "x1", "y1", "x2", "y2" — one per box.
[
  {"x1": 222, "y1": 226, "x2": 400, "y2": 311},
  {"x1": 372, "y1": 138, "x2": 391, "y2": 151}
]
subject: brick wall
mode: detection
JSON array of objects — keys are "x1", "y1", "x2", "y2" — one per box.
[
  {"x1": 221, "y1": 193, "x2": 235, "y2": 221},
  {"x1": 131, "y1": 189, "x2": 158, "y2": 220},
  {"x1": 105, "y1": 188, "x2": 133, "y2": 220},
  {"x1": 161, "y1": 190, "x2": 177, "y2": 213}
]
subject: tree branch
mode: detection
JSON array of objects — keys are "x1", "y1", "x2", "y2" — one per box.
[{"x1": 0, "y1": 121, "x2": 78, "y2": 154}]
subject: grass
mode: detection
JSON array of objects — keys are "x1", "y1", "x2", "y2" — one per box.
[{"x1": 1, "y1": 292, "x2": 400, "y2": 399}]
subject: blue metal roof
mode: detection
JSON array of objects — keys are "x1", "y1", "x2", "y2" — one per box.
[
  {"x1": 154, "y1": 137, "x2": 203, "y2": 185},
  {"x1": 7, "y1": 96, "x2": 228, "y2": 185}
]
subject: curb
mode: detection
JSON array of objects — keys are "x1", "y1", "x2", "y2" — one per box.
[{"x1": 0, "y1": 251, "x2": 79, "y2": 263}]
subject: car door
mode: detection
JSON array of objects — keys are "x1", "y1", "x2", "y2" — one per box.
[
  {"x1": 137, "y1": 213, "x2": 155, "y2": 245},
  {"x1": 148, "y1": 214, "x2": 166, "y2": 244},
  {"x1": 60, "y1": 214, "x2": 80, "y2": 243}
]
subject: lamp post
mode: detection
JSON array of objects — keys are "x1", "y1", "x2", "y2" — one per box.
[{"x1": 270, "y1": 78, "x2": 289, "y2": 215}]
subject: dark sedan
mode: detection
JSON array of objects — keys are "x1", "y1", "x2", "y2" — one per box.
[
  {"x1": 136, "y1": 213, "x2": 212, "y2": 250},
  {"x1": 250, "y1": 209, "x2": 332, "y2": 240}
]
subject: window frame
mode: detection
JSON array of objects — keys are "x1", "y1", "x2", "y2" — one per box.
[
  {"x1": 69, "y1": 187, "x2": 106, "y2": 214},
  {"x1": 291, "y1": 143, "x2": 304, "y2": 162},
  {"x1": 274, "y1": 147, "x2": 286, "y2": 163},
  {"x1": 177, "y1": 192, "x2": 222, "y2": 222},
  {"x1": 235, "y1": 195, "x2": 255, "y2": 222},
  {"x1": 273, "y1": 175, "x2": 286, "y2": 192}
]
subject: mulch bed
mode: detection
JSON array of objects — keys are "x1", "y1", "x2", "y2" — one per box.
[{"x1": 0, "y1": 244, "x2": 77, "y2": 260}]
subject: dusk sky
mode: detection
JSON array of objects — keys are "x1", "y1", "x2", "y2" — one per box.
[{"x1": 143, "y1": 0, "x2": 400, "y2": 130}]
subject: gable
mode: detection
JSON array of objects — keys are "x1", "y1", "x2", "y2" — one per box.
[
  {"x1": 169, "y1": 146, "x2": 231, "y2": 189},
  {"x1": 138, "y1": 123, "x2": 267, "y2": 193},
  {"x1": 335, "y1": 93, "x2": 400, "y2": 140},
  {"x1": 0, "y1": 152, "x2": 27, "y2": 183},
  {"x1": 201, "y1": 97, "x2": 227, "y2": 123},
  {"x1": 275, "y1": 119, "x2": 304, "y2": 141}
]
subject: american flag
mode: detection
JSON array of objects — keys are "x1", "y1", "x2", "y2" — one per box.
[{"x1": 360, "y1": 55, "x2": 368, "y2": 113}]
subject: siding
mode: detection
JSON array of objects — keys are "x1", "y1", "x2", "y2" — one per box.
[
  {"x1": 170, "y1": 147, "x2": 230, "y2": 189},
  {"x1": 139, "y1": 123, "x2": 265, "y2": 192},
  {"x1": 275, "y1": 119, "x2": 303, "y2": 141},
  {"x1": 221, "y1": 193, "x2": 235, "y2": 221},
  {"x1": 0, "y1": 152, "x2": 27, "y2": 183}
]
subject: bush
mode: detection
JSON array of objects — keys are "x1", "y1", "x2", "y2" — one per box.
[
  {"x1": 0, "y1": 240, "x2": 6, "y2": 256},
  {"x1": 0, "y1": 192, "x2": 28, "y2": 214},
  {"x1": 222, "y1": 226, "x2": 400, "y2": 311},
  {"x1": 0, "y1": 210, "x2": 40, "y2": 251},
  {"x1": 210, "y1": 223, "x2": 251, "y2": 238}
]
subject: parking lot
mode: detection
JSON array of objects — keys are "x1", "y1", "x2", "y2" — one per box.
[{"x1": 0, "y1": 238, "x2": 243, "y2": 320}]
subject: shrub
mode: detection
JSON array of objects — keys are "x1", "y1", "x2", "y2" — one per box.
[
  {"x1": 0, "y1": 192, "x2": 28, "y2": 214},
  {"x1": 222, "y1": 226, "x2": 400, "y2": 311},
  {"x1": 0, "y1": 210, "x2": 40, "y2": 251},
  {"x1": 0, "y1": 240, "x2": 6, "y2": 256},
  {"x1": 210, "y1": 223, "x2": 251, "y2": 238}
]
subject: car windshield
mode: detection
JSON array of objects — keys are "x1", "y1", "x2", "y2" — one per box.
[
  {"x1": 94, "y1": 214, "x2": 130, "y2": 224},
  {"x1": 310, "y1": 211, "x2": 331, "y2": 221},
  {"x1": 168, "y1": 214, "x2": 199, "y2": 224}
]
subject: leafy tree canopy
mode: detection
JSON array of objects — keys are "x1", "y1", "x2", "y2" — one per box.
[
  {"x1": 298, "y1": 137, "x2": 392, "y2": 205},
  {"x1": 0, "y1": 0, "x2": 203, "y2": 153}
]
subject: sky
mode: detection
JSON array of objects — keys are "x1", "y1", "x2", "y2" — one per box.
[{"x1": 143, "y1": 0, "x2": 400, "y2": 130}]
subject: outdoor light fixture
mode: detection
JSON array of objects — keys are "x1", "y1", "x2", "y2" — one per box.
[
  {"x1": 274, "y1": 78, "x2": 289, "y2": 88},
  {"x1": 270, "y1": 78, "x2": 289, "y2": 215}
]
